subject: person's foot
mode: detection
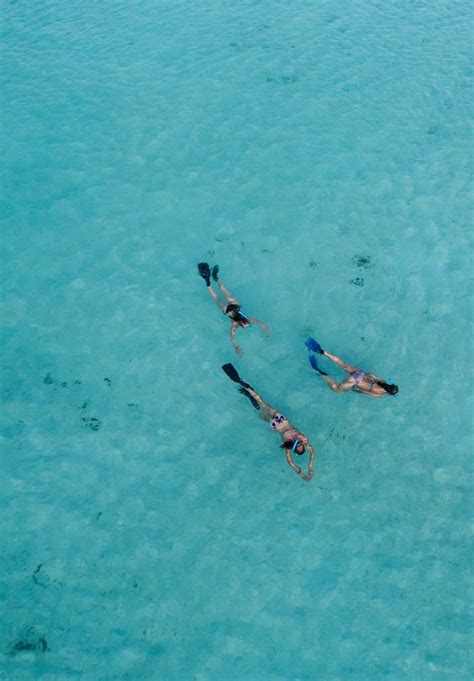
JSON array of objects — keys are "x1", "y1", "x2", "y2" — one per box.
[
  {"x1": 211, "y1": 265, "x2": 219, "y2": 281},
  {"x1": 197, "y1": 262, "x2": 211, "y2": 287}
]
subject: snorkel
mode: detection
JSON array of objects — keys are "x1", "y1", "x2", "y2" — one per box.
[
  {"x1": 236, "y1": 311, "x2": 251, "y2": 326},
  {"x1": 292, "y1": 438, "x2": 305, "y2": 455},
  {"x1": 280, "y1": 437, "x2": 305, "y2": 455}
]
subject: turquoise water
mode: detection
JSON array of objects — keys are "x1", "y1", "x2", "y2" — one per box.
[{"x1": 1, "y1": 1, "x2": 472, "y2": 679}]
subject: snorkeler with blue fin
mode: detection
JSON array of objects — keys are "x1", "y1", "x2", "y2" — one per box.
[
  {"x1": 222, "y1": 363, "x2": 315, "y2": 481},
  {"x1": 198, "y1": 263, "x2": 269, "y2": 356},
  {"x1": 305, "y1": 337, "x2": 399, "y2": 398}
]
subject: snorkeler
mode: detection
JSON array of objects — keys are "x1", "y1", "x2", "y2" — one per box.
[
  {"x1": 305, "y1": 337, "x2": 399, "y2": 398},
  {"x1": 197, "y1": 263, "x2": 269, "y2": 356},
  {"x1": 222, "y1": 363, "x2": 315, "y2": 481}
]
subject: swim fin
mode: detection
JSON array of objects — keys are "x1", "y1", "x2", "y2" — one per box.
[
  {"x1": 238, "y1": 387, "x2": 260, "y2": 410},
  {"x1": 198, "y1": 262, "x2": 211, "y2": 286},
  {"x1": 222, "y1": 363, "x2": 250, "y2": 388},
  {"x1": 211, "y1": 265, "x2": 219, "y2": 281},
  {"x1": 309, "y1": 354, "x2": 327, "y2": 376},
  {"x1": 305, "y1": 337, "x2": 324, "y2": 354}
]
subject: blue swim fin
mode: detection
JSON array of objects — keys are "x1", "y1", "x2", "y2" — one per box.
[
  {"x1": 309, "y1": 354, "x2": 327, "y2": 376},
  {"x1": 305, "y1": 337, "x2": 324, "y2": 354}
]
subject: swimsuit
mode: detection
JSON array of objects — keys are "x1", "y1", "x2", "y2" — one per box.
[
  {"x1": 224, "y1": 304, "x2": 249, "y2": 326},
  {"x1": 224, "y1": 303, "x2": 240, "y2": 315},
  {"x1": 270, "y1": 413, "x2": 289, "y2": 431},
  {"x1": 350, "y1": 369, "x2": 365, "y2": 384},
  {"x1": 350, "y1": 369, "x2": 376, "y2": 392}
]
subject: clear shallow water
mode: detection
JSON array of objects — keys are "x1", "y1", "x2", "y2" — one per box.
[{"x1": 1, "y1": 1, "x2": 472, "y2": 679}]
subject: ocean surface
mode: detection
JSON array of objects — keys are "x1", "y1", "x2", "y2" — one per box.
[{"x1": 1, "y1": 1, "x2": 472, "y2": 679}]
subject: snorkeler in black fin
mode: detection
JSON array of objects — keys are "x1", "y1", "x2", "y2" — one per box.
[
  {"x1": 222, "y1": 362, "x2": 249, "y2": 385},
  {"x1": 221, "y1": 363, "x2": 315, "y2": 481},
  {"x1": 197, "y1": 263, "x2": 269, "y2": 356},
  {"x1": 197, "y1": 262, "x2": 211, "y2": 287}
]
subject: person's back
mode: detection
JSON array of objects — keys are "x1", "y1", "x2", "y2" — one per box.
[{"x1": 305, "y1": 337, "x2": 398, "y2": 398}]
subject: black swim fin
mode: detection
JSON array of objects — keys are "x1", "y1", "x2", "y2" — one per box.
[
  {"x1": 197, "y1": 262, "x2": 211, "y2": 286},
  {"x1": 222, "y1": 363, "x2": 243, "y2": 383},
  {"x1": 238, "y1": 387, "x2": 260, "y2": 410},
  {"x1": 211, "y1": 265, "x2": 219, "y2": 281},
  {"x1": 222, "y1": 363, "x2": 250, "y2": 388}
]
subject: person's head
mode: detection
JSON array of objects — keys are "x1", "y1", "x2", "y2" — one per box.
[
  {"x1": 376, "y1": 380, "x2": 399, "y2": 395},
  {"x1": 281, "y1": 439, "x2": 306, "y2": 456},
  {"x1": 225, "y1": 303, "x2": 250, "y2": 327}
]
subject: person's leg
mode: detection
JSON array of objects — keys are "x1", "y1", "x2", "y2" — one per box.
[
  {"x1": 323, "y1": 350, "x2": 358, "y2": 374},
  {"x1": 320, "y1": 374, "x2": 343, "y2": 391},
  {"x1": 207, "y1": 285, "x2": 226, "y2": 312},
  {"x1": 238, "y1": 387, "x2": 261, "y2": 410},
  {"x1": 218, "y1": 280, "x2": 238, "y2": 304},
  {"x1": 243, "y1": 385, "x2": 277, "y2": 415}
]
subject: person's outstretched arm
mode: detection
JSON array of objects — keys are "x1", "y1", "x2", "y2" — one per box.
[
  {"x1": 285, "y1": 449, "x2": 304, "y2": 477},
  {"x1": 230, "y1": 322, "x2": 244, "y2": 356},
  {"x1": 285, "y1": 448, "x2": 312, "y2": 481},
  {"x1": 248, "y1": 317, "x2": 270, "y2": 335},
  {"x1": 367, "y1": 371, "x2": 386, "y2": 384},
  {"x1": 303, "y1": 439, "x2": 315, "y2": 480},
  {"x1": 353, "y1": 386, "x2": 385, "y2": 399}
]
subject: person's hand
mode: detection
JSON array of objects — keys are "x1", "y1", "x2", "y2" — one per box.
[
  {"x1": 235, "y1": 346, "x2": 244, "y2": 357},
  {"x1": 262, "y1": 325, "x2": 270, "y2": 336}
]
